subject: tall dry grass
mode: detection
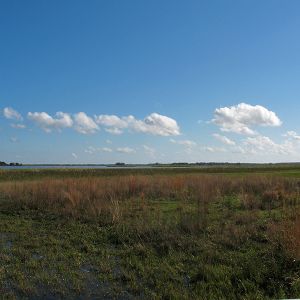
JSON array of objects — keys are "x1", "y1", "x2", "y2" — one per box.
[
  {"x1": 1, "y1": 173, "x2": 300, "y2": 257},
  {"x1": 0, "y1": 174, "x2": 299, "y2": 220},
  {"x1": 0, "y1": 175, "x2": 218, "y2": 222}
]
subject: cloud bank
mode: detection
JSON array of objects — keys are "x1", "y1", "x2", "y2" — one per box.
[
  {"x1": 4, "y1": 103, "x2": 300, "y2": 162},
  {"x1": 22, "y1": 110, "x2": 180, "y2": 136}
]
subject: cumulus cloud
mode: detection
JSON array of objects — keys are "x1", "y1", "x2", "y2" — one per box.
[
  {"x1": 95, "y1": 115, "x2": 128, "y2": 129},
  {"x1": 105, "y1": 128, "x2": 123, "y2": 135},
  {"x1": 116, "y1": 147, "x2": 136, "y2": 154},
  {"x1": 95, "y1": 113, "x2": 180, "y2": 136},
  {"x1": 3, "y1": 107, "x2": 23, "y2": 121},
  {"x1": 28, "y1": 111, "x2": 115, "y2": 135},
  {"x1": 94, "y1": 114, "x2": 129, "y2": 135},
  {"x1": 28, "y1": 111, "x2": 73, "y2": 132},
  {"x1": 134, "y1": 113, "x2": 180, "y2": 136},
  {"x1": 212, "y1": 103, "x2": 282, "y2": 135},
  {"x1": 25, "y1": 110, "x2": 180, "y2": 137},
  {"x1": 243, "y1": 135, "x2": 294, "y2": 155},
  {"x1": 73, "y1": 112, "x2": 99, "y2": 134},
  {"x1": 213, "y1": 133, "x2": 236, "y2": 146}
]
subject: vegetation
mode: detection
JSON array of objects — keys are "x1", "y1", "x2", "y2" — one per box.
[
  {"x1": 0, "y1": 169, "x2": 300, "y2": 299},
  {"x1": 0, "y1": 161, "x2": 22, "y2": 167},
  {"x1": 3, "y1": 164, "x2": 300, "y2": 182}
]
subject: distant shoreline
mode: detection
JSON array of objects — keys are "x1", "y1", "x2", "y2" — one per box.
[{"x1": 2, "y1": 162, "x2": 300, "y2": 171}]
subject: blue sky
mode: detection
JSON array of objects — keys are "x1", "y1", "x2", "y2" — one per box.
[{"x1": 1, "y1": 0, "x2": 300, "y2": 164}]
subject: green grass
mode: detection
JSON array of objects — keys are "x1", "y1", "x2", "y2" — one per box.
[
  {"x1": 0, "y1": 203, "x2": 299, "y2": 299},
  {"x1": 2, "y1": 165, "x2": 300, "y2": 181}
]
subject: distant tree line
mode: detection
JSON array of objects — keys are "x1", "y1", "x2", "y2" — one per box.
[{"x1": 0, "y1": 161, "x2": 22, "y2": 166}]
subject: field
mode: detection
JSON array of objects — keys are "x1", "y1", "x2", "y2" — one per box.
[{"x1": 1, "y1": 167, "x2": 300, "y2": 299}]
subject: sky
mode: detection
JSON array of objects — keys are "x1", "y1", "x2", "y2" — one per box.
[{"x1": 1, "y1": 0, "x2": 300, "y2": 164}]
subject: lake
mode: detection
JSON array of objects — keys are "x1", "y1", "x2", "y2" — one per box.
[
  {"x1": 1, "y1": 165, "x2": 110, "y2": 170},
  {"x1": 0, "y1": 165, "x2": 155, "y2": 170}
]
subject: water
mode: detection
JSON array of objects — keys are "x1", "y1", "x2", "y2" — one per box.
[
  {"x1": 0, "y1": 165, "x2": 155, "y2": 170},
  {"x1": 0, "y1": 165, "x2": 110, "y2": 170}
]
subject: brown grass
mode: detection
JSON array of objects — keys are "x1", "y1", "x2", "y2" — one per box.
[
  {"x1": 268, "y1": 213, "x2": 300, "y2": 260},
  {"x1": 1, "y1": 174, "x2": 300, "y2": 252},
  {"x1": 0, "y1": 174, "x2": 299, "y2": 215}
]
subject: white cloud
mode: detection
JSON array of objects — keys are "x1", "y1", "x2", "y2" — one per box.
[
  {"x1": 28, "y1": 111, "x2": 73, "y2": 132},
  {"x1": 11, "y1": 123, "x2": 26, "y2": 129},
  {"x1": 84, "y1": 146, "x2": 97, "y2": 154},
  {"x1": 95, "y1": 115, "x2": 128, "y2": 128},
  {"x1": 169, "y1": 138, "x2": 196, "y2": 147},
  {"x1": 284, "y1": 131, "x2": 300, "y2": 141},
  {"x1": 105, "y1": 128, "x2": 123, "y2": 135},
  {"x1": 203, "y1": 147, "x2": 215, "y2": 153},
  {"x1": 133, "y1": 113, "x2": 180, "y2": 136},
  {"x1": 213, "y1": 133, "x2": 236, "y2": 145},
  {"x1": 73, "y1": 112, "x2": 99, "y2": 134},
  {"x1": 94, "y1": 114, "x2": 129, "y2": 135},
  {"x1": 212, "y1": 103, "x2": 282, "y2": 135},
  {"x1": 72, "y1": 153, "x2": 78, "y2": 159},
  {"x1": 94, "y1": 112, "x2": 180, "y2": 136},
  {"x1": 201, "y1": 146, "x2": 227, "y2": 153},
  {"x1": 243, "y1": 135, "x2": 294, "y2": 155},
  {"x1": 231, "y1": 146, "x2": 248, "y2": 154},
  {"x1": 25, "y1": 110, "x2": 180, "y2": 137},
  {"x1": 116, "y1": 147, "x2": 136, "y2": 154},
  {"x1": 3, "y1": 107, "x2": 23, "y2": 121},
  {"x1": 85, "y1": 146, "x2": 113, "y2": 154},
  {"x1": 244, "y1": 136, "x2": 274, "y2": 152}
]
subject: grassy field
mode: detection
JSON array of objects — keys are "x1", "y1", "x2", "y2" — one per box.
[{"x1": 1, "y1": 167, "x2": 300, "y2": 299}]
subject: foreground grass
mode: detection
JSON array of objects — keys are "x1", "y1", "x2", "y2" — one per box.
[{"x1": 1, "y1": 172, "x2": 300, "y2": 299}]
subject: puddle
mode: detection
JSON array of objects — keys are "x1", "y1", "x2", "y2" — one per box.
[
  {"x1": 80, "y1": 264, "x2": 97, "y2": 273},
  {"x1": 79, "y1": 262, "x2": 136, "y2": 299},
  {"x1": 32, "y1": 253, "x2": 44, "y2": 260},
  {"x1": 0, "y1": 232, "x2": 15, "y2": 251}
]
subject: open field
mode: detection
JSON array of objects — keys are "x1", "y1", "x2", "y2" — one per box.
[{"x1": 1, "y1": 168, "x2": 300, "y2": 299}]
